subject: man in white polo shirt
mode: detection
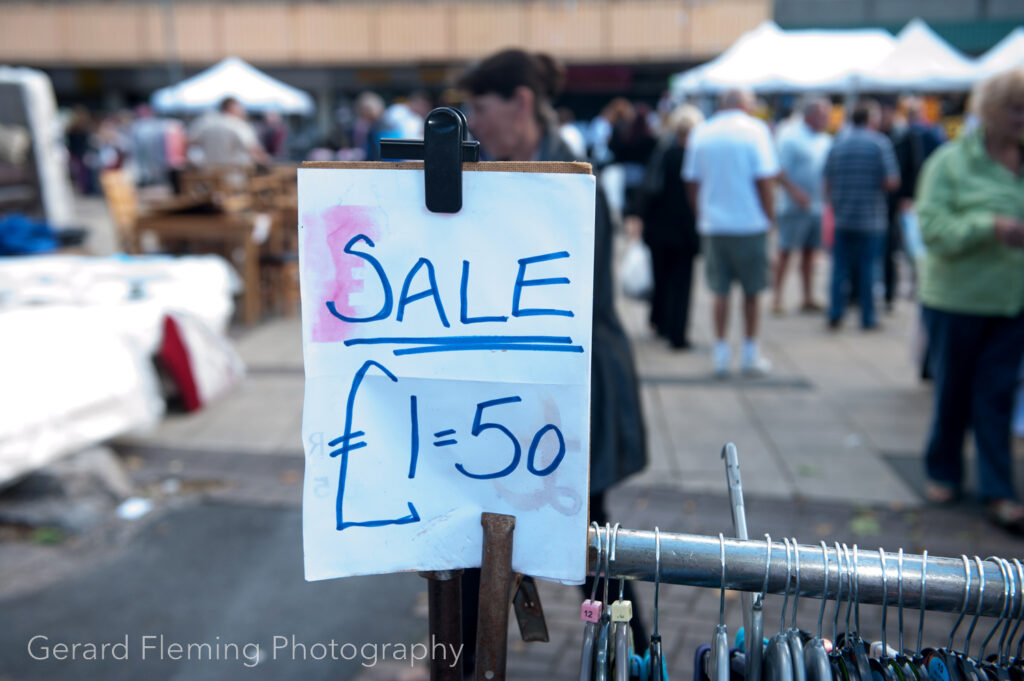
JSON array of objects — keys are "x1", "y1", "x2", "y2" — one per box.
[{"x1": 684, "y1": 89, "x2": 779, "y2": 376}]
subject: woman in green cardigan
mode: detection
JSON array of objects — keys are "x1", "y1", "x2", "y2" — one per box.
[{"x1": 916, "y1": 66, "x2": 1024, "y2": 533}]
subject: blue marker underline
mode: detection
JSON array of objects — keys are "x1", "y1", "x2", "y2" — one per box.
[
  {"x1": 344, "y1": 335, "x2": 574, "y2": 347},
  {"x1": 394, "y1": 343, "x2": 584, "y2": 356}
]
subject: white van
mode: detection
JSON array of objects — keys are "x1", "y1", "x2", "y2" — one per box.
[{"x1": 0, "y1": 66, "x2": 75, "y2": 228}]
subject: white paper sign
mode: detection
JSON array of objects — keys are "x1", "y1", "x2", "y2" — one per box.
[{"x1": 298, "y1": 165, "x2": 595, "y2": 584}]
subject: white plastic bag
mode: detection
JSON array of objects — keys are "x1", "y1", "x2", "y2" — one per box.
[
  {"x1": 619, "y1": 239, "x2": 653, "y2": 300},
  {"x1": 901, "y1": 210, "x2": 926, "y2": 261}
]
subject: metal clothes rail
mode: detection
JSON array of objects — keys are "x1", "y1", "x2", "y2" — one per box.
[{"x1": 587, "y1": 528, "x2": 1015, "y2": 618}]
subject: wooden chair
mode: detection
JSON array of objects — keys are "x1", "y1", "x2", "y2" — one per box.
[
  {"x1": 252, "y1": 166, "x2": 300, "y2": 317},
  {"x1": 178, "y1": 165, "x2": 253, "y2": 213}
]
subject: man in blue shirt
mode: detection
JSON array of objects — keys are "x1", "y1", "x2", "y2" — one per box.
[
  {"x1": 823, "y1": 99, "x2": 900, "y2": 330},
  {"x1": 773, "y1": 97, "x2": 832, "y2": 315}
]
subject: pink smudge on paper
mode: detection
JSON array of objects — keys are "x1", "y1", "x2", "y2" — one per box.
[{"x1": 304, "y1": 205, "x2": 385, "y2": 342}]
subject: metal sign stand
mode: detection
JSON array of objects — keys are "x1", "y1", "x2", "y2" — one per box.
[{"x1": 418, "y1": 569, "x2": 465, "y2": 681}]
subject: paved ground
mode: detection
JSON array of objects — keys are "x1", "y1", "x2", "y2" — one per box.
[
  {"x1": 2, "y1": 197, "x2": 1023, "y2": 681},
  {"x1": 114, "y1": 244, "x2": 1019, "y2": 508}
]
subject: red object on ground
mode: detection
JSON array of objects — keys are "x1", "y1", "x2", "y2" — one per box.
[{"x1": 158, "y1": 314, "x2": 202, "y2": 411}]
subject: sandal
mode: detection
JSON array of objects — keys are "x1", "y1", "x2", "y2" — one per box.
[
  {"x1": 988, "y1": 500, "x2": 1024, "y2": 537},
  {"x1": 923, "y1": 482, "x2": 959, "y2": 505}
]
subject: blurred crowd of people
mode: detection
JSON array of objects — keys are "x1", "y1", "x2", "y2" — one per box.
[
  {"x1": 549, "y1": 87, "x2": 959, "y2": 371},
  {"x1": 64, "y1": 100, "x2": 292, "y2": 195},
  {"x1": 62, "y1": 90, "x2": 436, "y2": 195},
  {"x1": 581, "y1": 68, "x2": 1024, "y2": 535}
]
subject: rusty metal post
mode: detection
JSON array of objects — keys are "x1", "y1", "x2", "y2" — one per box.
[
  {"x1": 419, "y1": 570, "x2": 464, "y2": 681},
  {"x1": 475, "y1": 512, "x2": 516, "y2": 681}
]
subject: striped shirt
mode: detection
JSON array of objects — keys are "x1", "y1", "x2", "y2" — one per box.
[{"x1": 824, "y1": 126, "x2": 899, "y2": 232}]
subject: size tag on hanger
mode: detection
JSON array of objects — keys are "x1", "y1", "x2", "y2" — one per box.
[
  {"x1": 610, "y1": 599, "x2": 633, "y2": 623},
  {"x1": 581, "y1": 599, "x2": 603, "y2": 622}
]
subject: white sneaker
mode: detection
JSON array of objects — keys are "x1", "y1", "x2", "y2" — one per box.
[
  {"x1": 712, "y1": 344, "x2": 731, "y2": 377},
  {"x1": 741, "y1": 354, "x2": 772, "y2": 377}
]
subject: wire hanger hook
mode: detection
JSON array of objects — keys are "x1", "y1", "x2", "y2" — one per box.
[
  {"x1": 964, "y1": 555, "x2": 986, "y2": 659},
  {"x1": 979, "y1": 556, "x2": 1011, "y2": 662},
  {"x1": 791, "y1": 538, "x2": 802, "y2": 630},
  {"x1": 917, "y1": 550, "x2": 928, "y2": 655},
  {"x1": 817, "y1": 541, "x2": 830, "y2": 640},
  {"x1": 948, "y1": 555, "x2": 972, "y2": 651}
]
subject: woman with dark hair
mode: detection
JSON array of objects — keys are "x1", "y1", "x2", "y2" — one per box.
[
  {"x1": 457, "y1": 49, "x2": 566, "y2": 161},
  {"x1": 457, "y1": 48, "x2": 649, "y2": 667}
]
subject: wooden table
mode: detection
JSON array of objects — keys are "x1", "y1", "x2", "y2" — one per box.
[{"x1": 135, "y1": 211, "x2": 262, "y2": 325}]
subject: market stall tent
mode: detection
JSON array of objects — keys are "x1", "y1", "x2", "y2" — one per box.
[
  {"x1": 669, "y1": 22, "x2": 897, "y2": 95},
  {"x1": 854, "y1": 18, "x2": 981, "y2": 92},
  {"x1": 151, "y1": 57, "x2": 314, "y2": 115},
  {"x1": 976, "y1": 26, "x2": 1024, "y2": 77}
]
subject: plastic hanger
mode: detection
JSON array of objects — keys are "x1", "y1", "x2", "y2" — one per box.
[
  {"x1": 787, "y1": 539, "x2": 807, "y2": 681},
  {"x1": 1007, "y1": 560, "x2": 1024, "y2": 680},
  {"x1": 980, "y1": 558, "x2": 1011, "y2": 661},
  {"x1": 1005, "y1": 560, "x2": 1024, "y2": 670},
  {"x1": 870, "y1": 547, "x2": 901, "y2": 681},
  {"x1": 711, "y1": 533, "x2": 731, "y2": 681},
  {"x1": 897, "y1": 548, "x2": 929, "y2": 679},
  {"x1": 749, "y1": 534, "x2": 772, "y2": 681},
  {"x1": 628, "y1": 526, "x2": 669, "y2": 681},
  {"x1": 999, "y1": 559, "x2": 1022, "y2": 668},
  {"x1": 641, "y1": 526, "x2": 668, "y2": 681},
  {"x1": 978, "y1": 558, "x2": 1013, "y2": 681},
  {"x1": 907, "y1": 549, "x2": 930, "y2": 681},
  {"x1": 835, "y1": 543, "x2": 858, "y2": 681},
  {"x1": 594, "y1": 522, "x2": 616, "y2": 681},
  {"x1": 610, "y1": 524, "x2": 634, "y2": 681},
  {"x1": 996, "y1": 559, "x2": 1018, "y2": 670},
  {"x1": 805, "y1": 541, "x2": 833, "y2": 681},
  {"x1": 766, "y1": 536, "x2": 795, "y2": 681},
  {"x1": 829, "y1": 541, "x2": 852, "y2": 681},
  {"x1": 842, "y1": 545, "x2": 873, "y2": 681},
  {"x1": 956, "y1": 556, "x2": 988, "y2": 681},
  {"x1": 580, "y1": 521, "x2": 604, "y2": 681},
  {"x1": 926, "y1": 555, "x2": 972, "y2": 681}
]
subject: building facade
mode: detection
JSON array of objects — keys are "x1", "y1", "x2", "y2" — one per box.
[{"x1": 0, "y1": 0, "x2": 769, "y2": 108}]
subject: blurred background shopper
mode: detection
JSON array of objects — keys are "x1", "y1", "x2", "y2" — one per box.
[
  {"x1": 456, "y1": 48, "x2": 649, "y2": 673},
  {"x1": 915, "y1": 66, "x2": 1024, "y2": 535}
]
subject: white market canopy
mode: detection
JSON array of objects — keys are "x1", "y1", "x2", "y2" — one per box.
[
  {"x1": 670, "y1": 22, "x2": 897, "y2": 95},
  {"x1": 671, "y1": 19, "x2": 994, "y2": 96},
  {"x1": 854, "y1": 19, "x2": 980, "y2": 92},
  {"x1": 976, "y1": 26, "x2": 1024, "y2": 78},
  {"x1": 151, "y1": 57, "x2": 314, "y2": 115}
]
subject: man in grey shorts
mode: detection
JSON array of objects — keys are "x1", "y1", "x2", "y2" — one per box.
[
  {"x1": 772, "y1": 98, "x2": 832, "y2": 314},
  {"x1": 684, "y1": 89, "x2": 780, "y2": 376}
]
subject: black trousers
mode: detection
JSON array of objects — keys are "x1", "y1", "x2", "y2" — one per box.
[
  {"x1": 649, "y1": 245, "x2": 696, "y2": 348},
  {"x1": 460, "y1": 492, "x2": 649, "y2": 676},
  {"x1": 923, "y1": 306, "x2": 1024, "y2": 501}
]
